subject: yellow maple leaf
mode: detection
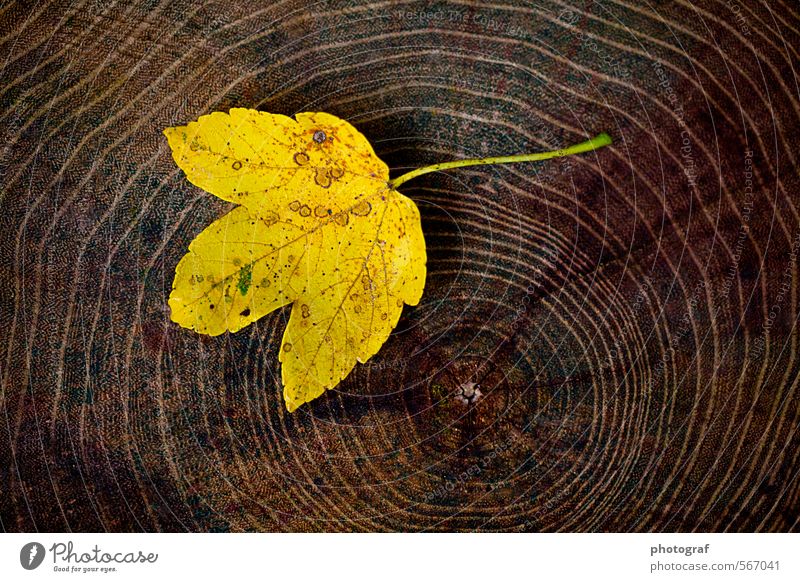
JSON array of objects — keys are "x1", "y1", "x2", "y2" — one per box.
[
  {"x1": 164, "y1": 107, "x2": 611, "y2": 411},
  {"x1": 164, "y1": 109, "x2": 425, "y2": 411}
]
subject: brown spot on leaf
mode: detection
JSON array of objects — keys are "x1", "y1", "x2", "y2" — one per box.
[
  {"x1": 261, "y1": 211, "x2": 279, "y2": 226},
  {"x1": 352, "y1": 200, "x2": 372, "y2": 216},
  {"x1": 314, "y1": 168, "x2": 331, "y2": 188}
]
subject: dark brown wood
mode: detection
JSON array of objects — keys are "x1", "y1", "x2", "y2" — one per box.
[{"x1": 1, "y1": 0, "x2": 798, "y2": 532}]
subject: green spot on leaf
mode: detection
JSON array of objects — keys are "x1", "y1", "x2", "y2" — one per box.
[{"x1": 238, "y1": 264, "x2": 253, "y2": 296}]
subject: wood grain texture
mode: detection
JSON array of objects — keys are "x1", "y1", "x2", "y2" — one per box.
[{"x1": 1, "y1": 0, "x2": 798, "y2": 532}]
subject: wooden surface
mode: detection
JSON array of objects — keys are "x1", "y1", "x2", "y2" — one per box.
[{"x1": 1, "y1": 0, "x2": 799, "y2": 532}]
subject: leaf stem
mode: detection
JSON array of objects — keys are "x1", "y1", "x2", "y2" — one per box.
[{"x1": 387, "y1": 132, "x2": 612, "y2": 190}]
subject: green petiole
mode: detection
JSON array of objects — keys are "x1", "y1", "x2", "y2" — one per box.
[{"x1": 388, "y1": 132, "x2": 612, "y2": 190}]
